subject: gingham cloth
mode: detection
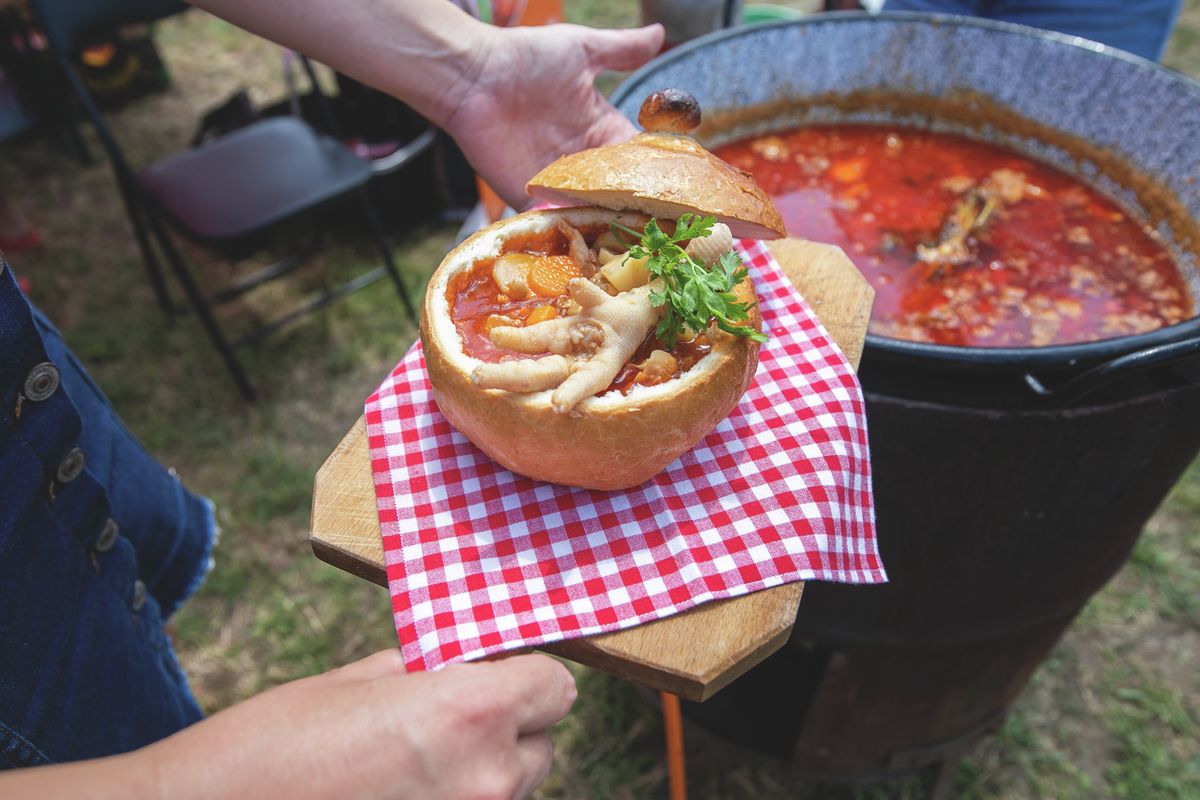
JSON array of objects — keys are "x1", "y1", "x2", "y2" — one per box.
[{"x1": 366, "y1": 239, "x2": 885, "y2": 671}]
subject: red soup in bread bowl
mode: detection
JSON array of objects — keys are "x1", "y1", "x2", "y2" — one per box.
[{"x1": 420, "y1": 91, "x2": 786, "y2": 490}]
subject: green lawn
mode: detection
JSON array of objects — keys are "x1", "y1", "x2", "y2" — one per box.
[{"x1": 2, "y1": 2, "x2": 1197, "y2": 798}]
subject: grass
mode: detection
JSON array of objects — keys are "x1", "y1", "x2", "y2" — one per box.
[
  {"x1": 1106, "y1": 677, "x2": 1200, "y2": 800},
  {"x1": 1, "y1": 2, "x2": 1198, "y2": 798}
]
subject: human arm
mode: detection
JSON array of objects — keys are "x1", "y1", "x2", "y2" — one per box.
[
  {"x1": 191, "y1": 0, "x2": 663, "y2": 207},
  {"x1": 0, "y1": 650, "x2": 576, "y2": 800}
]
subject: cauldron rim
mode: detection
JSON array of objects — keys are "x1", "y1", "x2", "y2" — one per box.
[
  {"x1": 862, "y1": 317, "x2": 1200, "y2": 372},
  {"x1": 612, "y1": 11, "x2": 1200, "y2": 385}
]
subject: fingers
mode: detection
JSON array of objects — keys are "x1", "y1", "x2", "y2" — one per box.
[
  {"x1": 472, "y1": 355, "x2": 572, "y2": 392},
  {"x1": 581, "y1": 24, "x2": 665, "y2": 73},
  {"x1": 512, "y1": 733, "x2": 555, "y2": 799},
  {"x1": 490, "y1": 318, "x2": 574, "y2": 354},
  {"x1": 486, "y1": 654, "x2": 577, "y2": 734},
  {"x1": 568, "y1": 277, "x2": 610, "y2": 308}
]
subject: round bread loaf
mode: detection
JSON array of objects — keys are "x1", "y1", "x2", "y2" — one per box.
[
  {"x1": 525, "y1": 132, "x2": 786, "y2": 240},
  {"x1": 421, "y1": 207, "x2": 762, "y2": 491}
]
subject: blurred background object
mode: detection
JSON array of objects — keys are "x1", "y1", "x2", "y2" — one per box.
[
  {"x1": 0, "y1": 184, "x2": 41, "y2": 255},
  {"x1": 639, "y1": 0, "x2": 744, "y2": 46},
  {"x1": 484, "y1": 0, "x2": 565, "y2": 25},
  {"x1": 881, "y1": 0, "x2": 1183, "y2": 61},
  {"x1": 638, "y1": 0, "x2": 868, "y2": 48},
  {"x1": 76, "y1": 24, "x2": 171, "y2": 108}
]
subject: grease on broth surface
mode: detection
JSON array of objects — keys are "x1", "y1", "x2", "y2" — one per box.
[{"x1": 715, "y1": 125, "x2": 1192, "y2": 347}]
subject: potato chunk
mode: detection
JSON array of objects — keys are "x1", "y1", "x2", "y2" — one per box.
[
  {"x1": 635, "y1": 349, "x2": 678, "y2": 386},
  {"x1": 597, "y1": 247, "x2": 623, "y2": 266},
  {"x1": 593, "y1": 230, "x2": 634, "y2": 252},
  {"x1": 493, "y1": 253, "x2": 536, "y2": 299},
  {"x1": 600, "y1": 254, "x2": 651, "y2": 293}
]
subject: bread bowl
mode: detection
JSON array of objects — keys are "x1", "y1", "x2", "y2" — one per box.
[{"x1": 419, "y1": 91, "x2": 784, "y2": 490}]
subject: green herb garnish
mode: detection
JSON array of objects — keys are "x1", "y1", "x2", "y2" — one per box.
[{"x1": 612, "y1": 214, "x2": 767, "y2": 349}]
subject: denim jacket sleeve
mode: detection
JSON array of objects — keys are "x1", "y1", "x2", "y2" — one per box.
[{"x1": 0, "y1": 260, "x2": 214, "y2": 767}]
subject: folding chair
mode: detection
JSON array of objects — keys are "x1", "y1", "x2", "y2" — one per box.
[{"x1": 30, "y1": 0, "x2": 420, "y2": 401}]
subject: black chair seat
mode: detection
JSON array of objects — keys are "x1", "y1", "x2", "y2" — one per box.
[{"x1": 138, "y1": 116, "x2": 372, "y2": 243}]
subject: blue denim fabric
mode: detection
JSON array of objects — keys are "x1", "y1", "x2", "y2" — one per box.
[
  {"x1": 0, "y1": 259, "x2": 214, "y2": 768},
  {"x1": 882, "y1": 0, "x2": 1183, "y2": 61}
]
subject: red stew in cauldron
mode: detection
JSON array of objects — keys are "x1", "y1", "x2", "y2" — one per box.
[{"x1": 715, "y1": 125, "x2": 1193, "y2": 347}]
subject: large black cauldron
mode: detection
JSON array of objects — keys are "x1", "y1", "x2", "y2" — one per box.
[{"x1": 613, "y1": 12, "x2": 1200, "y2": 779}]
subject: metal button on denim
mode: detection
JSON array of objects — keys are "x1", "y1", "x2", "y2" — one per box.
[
  {"x1": 24, "y1": 362, "x2": 60, "y2": 401},
  {"x1": 95, "y1": 518, "x2": 119, "y2": 553},
  {"x1": 56, "y1": 448, "x2": 86, "y2": 483},
  {"x1": 132, "y1": 580, "x2": 146, "y2": 612}
]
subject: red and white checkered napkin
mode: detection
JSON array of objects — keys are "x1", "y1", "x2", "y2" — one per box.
[{"x1": 365, "y1": 239, "x2": 885, "y2": 671}]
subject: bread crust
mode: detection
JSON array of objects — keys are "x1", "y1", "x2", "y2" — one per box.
[
  {"x1": 421, "y1": 208, "x2": 761, "y2": 491},
  {"x1": 526, "y1": 133, "x2": 787, "y2": 241}
]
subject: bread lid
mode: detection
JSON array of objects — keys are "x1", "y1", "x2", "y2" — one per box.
[{"x1": 525, "y1": 89, "x2": 787, "y2": 240}]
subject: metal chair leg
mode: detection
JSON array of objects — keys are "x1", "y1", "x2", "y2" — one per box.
[
  {"x1": 59, "y1": 117, "x2": 93, "y2": 165},
  {"x1": 354, "y1": 187, "x2": 416, "y2": 320},
  {"x1": 118, "y1": 179, "x2": 175, "y2": 318},
  {"x1": 144, "y1": 211, "x2": 257, "y2": 402}
]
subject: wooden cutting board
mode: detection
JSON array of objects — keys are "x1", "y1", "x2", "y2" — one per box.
[{"x1": 310, "y1": 238, "x2": 873, "y2": 701}]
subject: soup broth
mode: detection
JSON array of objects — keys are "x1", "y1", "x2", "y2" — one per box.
[{"x1": 715, "y1": 125, "x2": 1192, "y2": 347}]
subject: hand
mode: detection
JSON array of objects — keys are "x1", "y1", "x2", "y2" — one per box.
[
  {"x1": 148, "y1": 650, "x2": 577, "y2": 800},
  {"x1": 0, "y1": 650, "x2": 578, "y2": 799},
  {"x1": 442, "y1": 23, "x2": 664, "y2": 209}
]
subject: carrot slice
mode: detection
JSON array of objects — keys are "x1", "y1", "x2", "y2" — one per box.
[
  {"x1": 528, "y1": 255, "x2": 583, "y2": 298},
  {"x1": 524, "y1": 305, "x2": 558, "y2": 326},
  {"x1": 830, "y1": 157, "x2": 867, "y2": 184}
]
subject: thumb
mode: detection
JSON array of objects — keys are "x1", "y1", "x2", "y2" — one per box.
[{"x1": 582, "y1": 24, "x2": 665, "y2": 73}]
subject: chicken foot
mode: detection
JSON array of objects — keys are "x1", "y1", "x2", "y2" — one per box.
[{"x1": 471, "y1": 277, "x2": 662, "y2": 414}]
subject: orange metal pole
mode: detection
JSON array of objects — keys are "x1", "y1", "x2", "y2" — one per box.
[{"x1": 661, "y1": 691, "x2": 688, "y2": 800}]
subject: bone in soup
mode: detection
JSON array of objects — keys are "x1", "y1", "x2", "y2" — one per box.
[{"x1": 715, "y1": 125, "x2": 1192, "y2": 347}]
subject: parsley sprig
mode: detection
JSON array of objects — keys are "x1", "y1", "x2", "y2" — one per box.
[{"x1": 612, "y1": 214, "x2": 767, "y2": 349}]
